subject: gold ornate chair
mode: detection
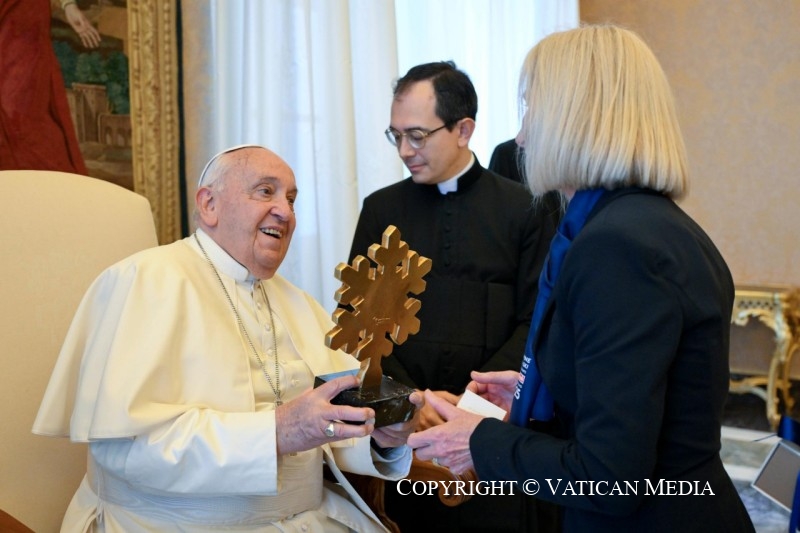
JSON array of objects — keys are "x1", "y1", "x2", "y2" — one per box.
[
  {"x1": 0, "y1": 170, "x2": 158, "y2": 531},
  {"x1": 729, "y1": 285, "x2": 800, "y2": 428}
]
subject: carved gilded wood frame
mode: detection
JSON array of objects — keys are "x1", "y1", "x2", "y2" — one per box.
[{"x1": 128, "y1": 0, "x2": 181, "y2": 244}]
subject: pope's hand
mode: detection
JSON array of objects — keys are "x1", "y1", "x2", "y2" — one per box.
[{"x1": 275, "y1": 375, "x2": 374, "y2": 455}]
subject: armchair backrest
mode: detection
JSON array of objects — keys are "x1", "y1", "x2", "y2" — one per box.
[{"x1": 0, "y1": 171, "x2": 159, "y2": 532}]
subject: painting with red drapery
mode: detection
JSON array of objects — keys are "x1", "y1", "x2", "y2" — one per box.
[{"x1": 0, "y1": 0, "x2": 132, "y2": 190}]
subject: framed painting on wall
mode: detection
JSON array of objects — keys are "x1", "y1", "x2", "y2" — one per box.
[
  {"x1": 51, "y1": 0, "x2": 132, "y2": 190},
  {"x1": 49, "y1": 0, "x2": 181, "y2": 244}
]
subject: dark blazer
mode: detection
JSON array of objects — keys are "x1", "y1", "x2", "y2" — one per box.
[
  {"x1": 471, "y1": 188, "x2": 754, "y2": 532},
  {"x1": 348, "y1": 158, "x2": 555, "y2": 393}
]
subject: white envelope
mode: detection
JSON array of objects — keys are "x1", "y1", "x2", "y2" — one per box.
[{"x1": 457, "y1": 389, "x2": 507, "y2": 420}]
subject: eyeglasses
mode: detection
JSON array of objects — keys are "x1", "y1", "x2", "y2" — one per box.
[{"x1": 385, "y1": 124, "x2": 449, "y2": 150}]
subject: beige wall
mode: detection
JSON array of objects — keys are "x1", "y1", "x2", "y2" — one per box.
[{"x1": 580, "y1": 0, "x2": 800, "y2": 287}]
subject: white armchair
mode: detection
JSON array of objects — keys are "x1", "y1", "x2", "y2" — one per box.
[{"x1": 0, "y1": 171, "x2": 159, "y2": 532}]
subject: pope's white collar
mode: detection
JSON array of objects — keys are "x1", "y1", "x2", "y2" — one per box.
[{"x1": 191, "y1": 229, "x2": 253, "y2": 283}]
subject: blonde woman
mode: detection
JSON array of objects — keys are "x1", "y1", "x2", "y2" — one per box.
[{"x1": 409, "y1": 25, "x2": 754, "y2": 532}]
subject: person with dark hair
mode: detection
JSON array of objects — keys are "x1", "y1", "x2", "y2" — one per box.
[
  {"x1": 410, "y1": 26, "x2": 755, "y2": 532},
  {"x1": 489, "y1": 138, "x2": 563, "y2": 229},
  {"x1": 348, "y1": 61, "x2": 558, "y2": 532},
  {"x1": 489, "y1": 138, "x2": 525, "y2": 184}
]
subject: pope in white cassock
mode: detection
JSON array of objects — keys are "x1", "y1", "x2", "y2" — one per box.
[{"x1": 32, "y1": 145, "x2": 422, "y2": 532}]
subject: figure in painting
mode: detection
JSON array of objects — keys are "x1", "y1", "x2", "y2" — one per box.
[{"x1": 0, "y1": 0, "x2": 100, "y2": 173}]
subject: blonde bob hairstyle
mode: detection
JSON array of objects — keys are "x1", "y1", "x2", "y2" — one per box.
[{"x1": 519, "y1": 25, "x2": 688, "y2": 200}]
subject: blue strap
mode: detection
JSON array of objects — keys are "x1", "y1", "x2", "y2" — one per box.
[{"x1": 779, "y1": 415, "x2": 800, "y2": 443}]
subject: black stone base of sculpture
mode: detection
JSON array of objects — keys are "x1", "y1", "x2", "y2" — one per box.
[{"x1": 314, "y1": 374, "x2": 416, "y2": 428}]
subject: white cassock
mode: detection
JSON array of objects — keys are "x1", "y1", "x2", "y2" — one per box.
[{"x1": 33, "y1": 229, "x2": 411, "y2": 532}]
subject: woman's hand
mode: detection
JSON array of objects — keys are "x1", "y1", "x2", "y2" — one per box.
[
  {"x1": 466, "y1": 370, "x2": 520, "y2": 417},
  {"x1": 408, "y1": 390, "x2": 482, "y2": 475}
]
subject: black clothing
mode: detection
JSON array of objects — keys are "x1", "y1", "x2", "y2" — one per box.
[{"x1": 349, "y1": 157, "x2": 558, "y2": 532}]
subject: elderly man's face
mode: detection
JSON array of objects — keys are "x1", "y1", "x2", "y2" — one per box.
[{"x1": 206, "y1": 148, "x2": 297, "y2": 279}]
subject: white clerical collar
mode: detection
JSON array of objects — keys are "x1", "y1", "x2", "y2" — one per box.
[
  {"x1": 436, "y1": 153, "x2": 475, "y2": 194},
  {"x1": 192, "y1": 228, "x2": 252, "y2": 283}
]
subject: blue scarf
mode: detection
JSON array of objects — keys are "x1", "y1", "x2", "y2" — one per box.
[{"x1": 509, "y1": 188, "x2": 607, "y2": 426}]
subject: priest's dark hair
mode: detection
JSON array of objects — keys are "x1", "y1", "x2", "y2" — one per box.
[{"x1": 392, "y1": 61, "x2": 478, "y2": 128}]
